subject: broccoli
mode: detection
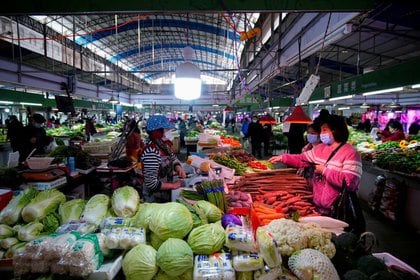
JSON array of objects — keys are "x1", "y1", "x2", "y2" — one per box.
[
  {"x1": 332, "y1": 232, "x2": 359, "y2": 250},
  {"x1": 357, "y1": 255, "x2": 387, "y2": 276},
  {"x1": 342, "y1": 270, "x2": 369, "y2": 280},
  {"x1": 370, "y1": 271, "x2": 397, "y2": 280}
]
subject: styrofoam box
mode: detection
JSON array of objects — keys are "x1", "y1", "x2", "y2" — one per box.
[
  {"x1": 88, "y1": 254, "x2": 123, "y2": 280},
  {"x1": 373, "y1": 252, "x2": 420, "y2": 276}
]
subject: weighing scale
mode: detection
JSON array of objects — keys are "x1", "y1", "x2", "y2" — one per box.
[{"x1": 21, "y1": 168, "x2": 67, "y2": 190}]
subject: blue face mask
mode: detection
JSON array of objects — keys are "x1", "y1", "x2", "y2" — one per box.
[
  {"x1": 307, "y1": 134, "x2": 319, "y2": 144},
  {"x1": 34, "y1": 123, "x2": 42, "y2": 128},
  {"x1": 320, "y1": 133, "x2": 334, "y2": 145}
]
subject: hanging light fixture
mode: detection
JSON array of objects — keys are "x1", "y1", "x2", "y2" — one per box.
[
  {"x1": 174, "y1": 46, "x2": 201, "y2": 100},
  {"x1": 283, "y1": 105, "x2": 313, "y2": 124},
  {"x1": 109, "y1": 93, "x2": 119, "y2": 104},
  {"x1": 224, "y1": 105, "x2": 233, "y2": 112},
  {"x1": 360, "y1": 97, "x2": 370, "y2": 108}
]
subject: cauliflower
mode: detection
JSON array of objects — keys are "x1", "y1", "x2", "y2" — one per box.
[
  {"x1": 302, "y1": 223, "x2": 336, "y2": 258},
  {"x1": 265, "y1": 219, "x2": 308, "y2": 256},
  {"x1": 288, "y1": 249, "x2": 339, "y2": 280}
]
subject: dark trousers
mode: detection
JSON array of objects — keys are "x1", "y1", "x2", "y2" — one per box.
[
  {"x1": 251, "y1": 141, "x2": 262, "y2": 158},
  {"x1": 263, "y1": 139, "x2": 270, "y2": 156}
]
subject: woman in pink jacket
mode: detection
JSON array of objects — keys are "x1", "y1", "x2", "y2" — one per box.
[{"x1": 269, "y1": 115, "x2": 362, "y2": 215}]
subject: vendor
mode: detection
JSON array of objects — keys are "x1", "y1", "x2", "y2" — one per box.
[
  {"x1": 269, "y1": 115, "x2": 363, "y2": 228},
  {"x1": 19, "y1": 113, "x2": 53, "y2": 162},
  {"x1": 378, "y1": 119, "x2": 405, "y2": 142},
  {"x1": 126, "y1": 119, "x2": 143, "y2": 162},
  {"x1": 140, "y1": 115, "x2": 186, "y2": 202}
]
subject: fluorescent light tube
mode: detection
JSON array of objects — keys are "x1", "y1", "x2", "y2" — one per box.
[
  {"x1": 20, "y1": 102, "x2": 42, "y2": 106},
  {"x1": 329, "y1": 95, "x2": 354, "y2": 101},
  {"x1": 308, "y1": 99, "x2": 325, "y2": 104},
  {"x1": 362, "y1": 87, "x2": 403, "y2": 96},
  {"x1": 412, "y1": 84, "x2": 420, "y2": 89},
  {"x1": 0, "y1": 101, "x2": 13, "y2": 104},
  {"x1": 338, "y1": 106, "x2": 350, "y2": 110}
]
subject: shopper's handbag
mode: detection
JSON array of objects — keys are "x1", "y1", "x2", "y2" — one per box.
[{"x1": 331, "y1": 179, "x2": 366, "y2": 236}]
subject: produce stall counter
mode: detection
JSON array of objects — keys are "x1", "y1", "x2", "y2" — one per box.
[{"x1": 359, "y1": 160, "x2": 420, "y2": 231}]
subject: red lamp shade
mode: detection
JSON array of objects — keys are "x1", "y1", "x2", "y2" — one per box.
[
  {"x1": 224, "y1": 106, "x2": 233, "y2": 112},
  {"x1": 259, "y1": 115, "x2": 276, "y2": 125},
  {"x1": 283, "y1": 106, "x2": 313, "y2": 124}
]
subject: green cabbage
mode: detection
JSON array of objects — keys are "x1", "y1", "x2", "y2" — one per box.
[
  {"x1": 18, "y1": 221, "x2": 44, "y2": 241},
  {"x1": 131, "y1": 203, "x2": 159, "y2": 231},
  {"x1": 0, "y1": 188, "x2": 38, "y2": 225},
  {"x1": 21, "y1": 189, "x2": 66, "y2": 222},
  {"x1": 122, "y1": 244, "x2": 158, "y2": 280},
  {"x1": 81, "y1": 194, "x2": 110, "y2": 226},
  {"x1": 149, "y1": 202, "x2": 193, "y2": 240},
  {"x1": 195, "y1": 200, "x2": 223, "y2": 222},
  {"x1": 237, "y1": 271, "x2": 254, "y2": 280},
  {"x1": 59, "y1": 199, "x2": 85, "y2": 224},
  {"x1": 187, "y1": 223, "x2": 225, "y2": 255},
  {"x1": 156, "y1": 238, "x2": 193, "y2": 277},
  {"x1": 41, "y1": 212, "x2": 61, "y2": 234},
  {"x1": 112, "y1": 186, "x2": 140, "y2": 218},
  {"x1": 150, "y1": 232, "x2": 164, "y2": 250},
  {"x1": 154, "y1": 268, "x2": 193, "y2": 280},
  {"x1": 0, "y1": 224, "x2": 16, "y2": 239}
]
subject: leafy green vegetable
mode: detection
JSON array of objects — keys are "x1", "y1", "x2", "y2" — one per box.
[
  {"x1": 0, "y1": 188, "x2": 38, "y2": 225},
  {"x1": 81, "y1": 194, "x2": 110, "y2": 226},
  {"x1": 0, "y1": 237, "x2": 19, "y2": 250},
  {"x1": 0, "y1": 224, "x2": 16, "y2": 239},
  {"x1": 59, "y1": 199, "x2": 85, "y2": 224},
  {"x1": 41, "y1": 212, "x2": 61, "y2": 234},
  {"x1": 17, "y1": 221, "x2": 44, "y2": 241},
  {"x1": 256, "y1": 227, "x2": 282, "y2": 268},
  {"x1": 187, "y1": 223, "x2": 225, "y2": 255},
  {"x1": 195, "y1": 200, "x2": 223, "y2": 223},
  {"x1": 156, "y1": 238, "x2": 193, "y2": 277},
  {"x1": 5, "y1": 241, "x2": 26, "y2": 258},
  {"x1": 149, "y1": 202, "x2": 193, "y2": 241},
  {"x1": 154, "y1": 269, "x2": 193, "y2": 280},
  {"x1": 212, "y1": 155, "x2": 247, "y2": 175},
  {"x1": 111, "y1": 186, "x2": 140, "y2": 218},
  {"x1": 375, "y1": 141, "x2": 400, "y2": 150},
  {"x1": 131, "y1": 203, "x2": 159, "y2": 231},
  {"x1": 150, "y1": 232, "x2": 164, "y2": 250},
  {"x1": 122, "y1": 244, "x2": 158, "y2": 280},
  {"x1": 21, "y1": 189, "x2": 66, "y2": 223},
  {"x1": 49, "y1": 145, "x2": 100, "y2": 169}
]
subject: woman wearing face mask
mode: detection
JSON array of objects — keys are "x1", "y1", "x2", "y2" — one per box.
[
  {"x1": 140, "y1": 115, "x2": 186, "y2": 202},
  {"x1": 20, "y1": 113, "x2": 53, "y2": 162},
  {"x1": 269, "y1": 115, "x2": 362, "y2": 216},
  {"x1": 378, "y1": 119, "x2": 406, "y2": 142},
  {"x1": 296, "y1": 123, "x2": 321, "y2": 189}
]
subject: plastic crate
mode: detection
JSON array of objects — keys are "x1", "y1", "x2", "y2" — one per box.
[{"x1": 0, "y1": 189, "x2": 13, "y2": 211}]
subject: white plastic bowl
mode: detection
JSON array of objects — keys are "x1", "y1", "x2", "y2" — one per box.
[{"x1": 26, "y1": 157, "x2": 55, "y2": 170}]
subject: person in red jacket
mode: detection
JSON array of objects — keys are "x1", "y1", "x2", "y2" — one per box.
[{"x1": 378, "y1": 119, "x2": 406, "y2": 142}]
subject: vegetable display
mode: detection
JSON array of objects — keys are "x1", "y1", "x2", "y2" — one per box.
[
  {"x1": 187, "y1": 223, "x2": 225, "y2": 254},
  {"x1": 196, "y1": 180, "x2": 228, "y2": 213},
  {"x1": 80, "y1": 194, "x2": 110, "y2": 226},
  {"x1": 375, "y1": 150, "x2": 420, "y2": 174},
  {"x1": 156, "y1": 238, "x2": 194, "y2": 277},
  {"x1": 111, "y1": 186, "x2": 140, "y2": 218},
  {"x1": 122, "y1": 244, "x2": 158, "y2": 280},
  {"x1": 226, "y1": 191, "x2": 252, "y2": 208},
  {"x1": 288, "y1": 249, "x2": 340, "y2": 280},
  {"x1": 21, "y1": 189, "x2": 66, "y2": 223},
  {"x1": 59, "y1": 199, "x2": 85, "y2": 224},
  {"x1": 211, "y1": 155, "x2": 247, "y2": 175}
]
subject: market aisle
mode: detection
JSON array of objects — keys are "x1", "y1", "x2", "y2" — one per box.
[{"x1": 363, "y1": 205, "x2": 420, "y2": 272}]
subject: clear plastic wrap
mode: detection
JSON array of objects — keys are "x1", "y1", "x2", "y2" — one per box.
[
  {"x1": 102, "y1": 217, "x2": 132, "y2": 230},
  {"x1": 42, "y1": 232, "x2": 80, "y2": 261},
  {"x1": 193, "y1": 253, "x2": 235, "y2": 280},
  {"x1": 256, "y1": 227, "x2": 282, "y2": 268},
  {"x1": 50, "y1": 259, "x2": 68, "y2": 275},
  {"x1": 56, "y1": 221, "x2": 97, "y2": 234},
  {"x1": 225, "y1": 224, "x2": 255, "y2": 252},
  {"x1": 232, "y1": 251, "x2": 264, "y2": 272},
  {"x1": 103, "y1": 227, "x2": 146, "y2": 249},
  {"x1": 13, "y1": 254, "x2": 31, "y2": 276},
  {"x1": 253, "y1": 265, "x2": 283, "y2": 280}
]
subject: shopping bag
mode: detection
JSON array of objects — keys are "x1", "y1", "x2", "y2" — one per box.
[{"x1": 331, "y1": 180, "x2": 366, "y2": 236}]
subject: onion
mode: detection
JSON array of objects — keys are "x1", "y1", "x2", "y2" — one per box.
[{"x1": 221, "y1": 214, "x2": 242, "y2": 228}]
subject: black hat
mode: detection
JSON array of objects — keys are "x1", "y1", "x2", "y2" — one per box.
[{"x1": 32, "y1": 113, "x2": 46, "y2": 124}]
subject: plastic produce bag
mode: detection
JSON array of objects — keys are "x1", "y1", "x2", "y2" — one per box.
[
  {"x1": 256, "y1": 227, "x2": 282, "y2": 268},
  {"x1": 233, "y1": 251, "x2": 264, "y2": 272},
  {"x1": 193, "y1": 253, "x2": 235, "y2": 280},
  {"x1": 225, "y1": 224, "x2": 255, "y2": 252},
  {"x1": 104, "y1": 227, "x2": 146, "y2": 249}
]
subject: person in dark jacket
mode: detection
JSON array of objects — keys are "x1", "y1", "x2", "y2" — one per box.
[
  {"x1": 285, "y1": 123, "x2": 307, "y2": 154},
  {"x1": 247, "y1": 116, "x2": 263, "y2": 158},
  {"x1": 20, "y1": 114, "x2": 52, "y2": 162},
  {"x1": 6, "y1": 115, "x2": 24, "y2": 152},
  {"x1": 262, "y1": 123, "x2": 273, "y2": 157}
]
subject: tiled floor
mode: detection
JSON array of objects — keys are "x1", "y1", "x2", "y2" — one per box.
[{"x1": 363, "y1": 205, "x2": 420, "y2": 272}]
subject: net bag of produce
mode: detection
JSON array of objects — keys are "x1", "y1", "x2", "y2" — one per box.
[{"x1": 193, "y1": 253, "x2": 235, "y2": 280}]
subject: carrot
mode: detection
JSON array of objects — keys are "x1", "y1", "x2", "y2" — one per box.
[
  {"x1": 283, "y1": 196, "x2": 302, "y2": 205},
  {"x1": 259, "y1": 213, "x2": 286, "y2": 220}
]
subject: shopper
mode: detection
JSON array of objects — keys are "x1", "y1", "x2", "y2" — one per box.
[
  {"x1": 126, "y1": 119, "x2": 143, "y2": 162},
  {"x1": 140, "y1": 115, "x2": 186, "y2": 202},
  {"x1": 285, "y1": 123, "x2": 307, "y2": 154},
  {"x1": 241, "y1": 118, "x2": 250, "y2": 140},
  {"x1": 261, "y1": 123, "x2": 273, "y2": 157},
  {"x1": 177, "y1": 117, "x2": 187, "y2": 147},
  {"x1": 378, "y1": 119, "x2": 406, "y2": 142},
  {"x1": 296, "y1": 123, "x2": 321, "y2": 190},
  {"x1": 269, "y1": 115, "x2": 363, "y2": 217},
  {"x1": 408, "y1": 119, "x2": 419, "y2": 135},
  {"x1": 21, "y1": 114, "x2": 53, "y2": 161},
  {"x1": 85, "y1": 117, "x2": 97, "y2": 142},
  {"x1": 6, "y1": 115, "x2": 24, "y2": 152},
  {"x1": 247, "y1": 115, "x2": 263, "y2": 158}
]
